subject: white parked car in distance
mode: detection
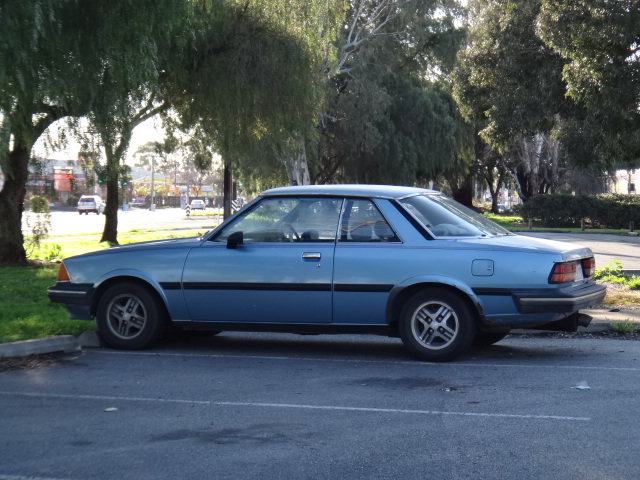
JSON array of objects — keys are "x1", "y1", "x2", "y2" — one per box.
[
  {"x1": 77, "y1": 195, "x2": 105, "y2": 215},
  {"x1": 189, "y1": 199, "x2": 206, "y2": 210}
]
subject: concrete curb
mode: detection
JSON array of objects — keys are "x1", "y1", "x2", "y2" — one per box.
[{"x1": 0, "y1": 335, "x2": 81, "y2": 359}]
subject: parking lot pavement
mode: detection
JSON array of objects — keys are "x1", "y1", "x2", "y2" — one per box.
[{"x1": 1, "y1": 333, "x2": 640, "y2": 479}]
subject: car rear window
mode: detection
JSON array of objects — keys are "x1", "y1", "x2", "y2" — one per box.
[{"x1": 399, "y1": 194, "x2": 511, "y2": 237}]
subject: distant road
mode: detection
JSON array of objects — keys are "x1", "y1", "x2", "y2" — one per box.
[
  {"x1": 45, "y1": 207, "x2": 220, "y2": 236},
  {"x1": 521, "y1": 232, "x2": 640, "y2": 272}
]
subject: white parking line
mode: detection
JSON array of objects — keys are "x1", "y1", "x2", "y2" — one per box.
[
  {"x1": 92, "y1": 349, "x2": 640, "y2": 372},
  {"x1": 0, "y1": 475, "x2": 70, "y2": 480},
  {"x1": 0, "y1": 391, "x2": 590, "y2": 422}
]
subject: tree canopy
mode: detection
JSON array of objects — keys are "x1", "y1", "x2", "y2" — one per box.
[
  {"x1": 314, "y1": 0, "x2": 471, "y2": 185},
  {"x1": 0, "y1": 0, "x2": 344, "y2": 261},
  {"x1": 454, "y1": 0, "x2": 639, "y2": 175}
]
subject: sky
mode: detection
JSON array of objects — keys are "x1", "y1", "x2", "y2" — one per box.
[{"x1": 32, "y1": 117, "x2": 165, "y2": 166}]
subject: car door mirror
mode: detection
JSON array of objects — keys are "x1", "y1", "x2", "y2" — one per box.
[{"x1": 226, "y1": 231, "x2": 244, "y2": 249}]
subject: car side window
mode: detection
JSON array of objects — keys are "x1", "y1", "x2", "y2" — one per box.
[
  {"x1": 215, "y1": 197, "x2": 342, "y2": 243},
  {"x1": 339, "y1": 199, "x2": 399, "y2": 242}
]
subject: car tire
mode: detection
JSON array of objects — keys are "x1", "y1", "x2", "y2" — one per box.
[
  {"x1": 96, "y1": 282, "x2": 167, "y2": 350},
  {"x1": 473, "y1": 329, "x2": 510, "y2": 346},
  {"x1": 399, "y1": 288, "x2": 476, "y2": 362}
]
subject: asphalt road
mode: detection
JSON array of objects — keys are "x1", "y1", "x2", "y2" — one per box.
[
  {"x1": 41, "y1": 207, "x2": 220, "y2": 236},
  {"x1": 1, "y1": 333, "x2": 640, "y2": 480}
]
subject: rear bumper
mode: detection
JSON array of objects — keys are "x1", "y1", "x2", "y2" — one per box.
[
  {"x1": 47, "y1": 282, "x2": 94, "y2": 320},
  {"x1": 513, "y1": 283, "x2": 607, "y2": 314},
  {"x1": 475, "y1": 282, "x2": 606, "y2": 315}
]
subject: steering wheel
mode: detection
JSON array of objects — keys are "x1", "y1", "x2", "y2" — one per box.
[
  {"x1": 282, "y1": 223, "x2": 300, "y2": 242},
  {"x1": 431, "y1": 223, "x2": 468, "y2": 236}
]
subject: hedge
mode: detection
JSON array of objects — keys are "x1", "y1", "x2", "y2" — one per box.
[{"x1": 515, "y1": 194, "x2": 640, "y2": 229}]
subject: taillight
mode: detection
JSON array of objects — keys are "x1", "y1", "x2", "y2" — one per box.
[
  {"x1": 549, "y1": 262, "x2": 577, "y2": 283},
  {"x1": 56, "y1": 263, "x2": 70, "y2": 282},
  {"x1": 582, "y1": 257, "x2": 596, "y2": 278}
]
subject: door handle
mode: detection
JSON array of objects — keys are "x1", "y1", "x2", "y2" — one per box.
[{"x1": 302, "y1": 252, "x2": 321, "y2": 260}]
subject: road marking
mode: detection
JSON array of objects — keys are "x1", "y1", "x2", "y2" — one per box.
[
  {"x1": 0, "y1": 391, "x2": 590, "y2": 422},
  {"x1": 92, "y1": 349, "x2": 640, "y2": 372},
  {"x1": 0, "y1": 475, "x2": 70, "y2": 480}
]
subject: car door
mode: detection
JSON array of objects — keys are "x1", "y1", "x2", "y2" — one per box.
[
  {"x1": 182, "y1": 196, "x2": 343, "y2": 324},
  {"x1": 332, "y1": 198, "x2": 402, "y2": 326}
]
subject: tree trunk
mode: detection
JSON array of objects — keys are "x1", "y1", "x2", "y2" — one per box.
[
  {"x1": 287, "y1": 138, "x2": 311, "y2": 186},
  {"x1": 448, "y1": 173, "x2": 474, "y2": 208},
  {"x1": 100, "y1": 173, "x2": 120, "y2": 244},
  {"x1": 223, "y1": 162, "x2": 232, "y2": 220},
  {"x1": 0, "y1": 144, "x2": 30, "y2": 265}
]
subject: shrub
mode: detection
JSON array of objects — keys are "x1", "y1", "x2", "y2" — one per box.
[
  {"x1": 594, "y1": 260, "x2": 624, "y2": 281},
  {"x1": 610, "y1": 321, "x2": 638, "y2": 334},
  {"x1": 516, "y1": 194, "x2": 640, "y2": 229},
  {"x1": 24, "y1": 195, "x2": 52, "y2": 256},
  {"x1": 29, "y1": 195, "x2": 50, "y2": 213}
]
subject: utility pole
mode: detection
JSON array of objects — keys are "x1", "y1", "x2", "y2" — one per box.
[{"x1": 150, "y1": 155, "x2": 155, "y2": 211}]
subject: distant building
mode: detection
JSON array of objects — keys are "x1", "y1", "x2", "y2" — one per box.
[
  {"x1": 612, "y1": 170, "x2": 638, "y2": 194},
  {"x1": 25, "y1": 156, "x2": 100, "y2": 204}
]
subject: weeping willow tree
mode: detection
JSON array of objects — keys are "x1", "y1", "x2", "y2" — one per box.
[
  {"x1": 0, "y1": 0, "x2": 98, "y2": 264},
  {"x1": 0, "y1": 0, "x2": 190, "y2": 259},
  {"x1": 164, "y1": 0, "x2": 345, "y2": 190}
]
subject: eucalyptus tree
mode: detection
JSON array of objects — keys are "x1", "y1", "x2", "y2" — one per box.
[
  {"x1": 453, "y1": 0, "x2": 639, "y2": 205},
  {"x1": 314, "y1": 0, "x2": 471, "y2": 186},
  {"x1": 537, "y1": 0, "x2": 640, "y2": 166}
]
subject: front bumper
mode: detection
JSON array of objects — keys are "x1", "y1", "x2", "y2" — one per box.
[{"x1": 47, "y1": 282, "x2": 94, "y2": 320}]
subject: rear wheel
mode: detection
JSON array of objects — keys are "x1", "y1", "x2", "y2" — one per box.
[
  {"x1": 399, "y1": 288, "x2": 476, "y2": 362},
  {"x1": 97, "y1": 282, "x2": 166, "y2": 349}
]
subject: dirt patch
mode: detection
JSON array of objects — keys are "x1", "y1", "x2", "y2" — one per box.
[{"x1": 0, "y1": 352, "x2": 66, "y2": 372}]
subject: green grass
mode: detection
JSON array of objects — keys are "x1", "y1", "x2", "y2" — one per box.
[
  {"x1": 2, "y1": 227, "x2": 205, "y2": 343},
  {"x1": 0, "y1": 265, "x2": 97, "y2": 343},
  {"x1": 27, "y1": 227, "x2": 206, "y2": 260}
]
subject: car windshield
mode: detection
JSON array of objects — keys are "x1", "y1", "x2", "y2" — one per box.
[{"x1": 399, "y1": 194, "x2": 512, "y2": 237}]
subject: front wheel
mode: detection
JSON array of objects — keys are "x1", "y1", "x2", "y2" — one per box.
[
  {"x1": 97, "y1": 282, "x2": 166, "y2": 349},
  {"x1": 399, "y1": 288, "x2": 476, "y2": 362}
]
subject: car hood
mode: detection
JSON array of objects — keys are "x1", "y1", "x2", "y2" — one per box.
[
  {"x1": 72, "y1": 236, "x2": 203, "y2": 259},
  {"x1": 456, "y1": 234, "x2": 593, "y2": 261}
]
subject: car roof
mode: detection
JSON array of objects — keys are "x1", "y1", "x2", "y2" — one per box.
[{"x1": 261, "y1": 184, "x2": 438, "y2": 199}]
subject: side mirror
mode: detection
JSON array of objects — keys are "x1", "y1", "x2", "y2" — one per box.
[{"x1": 226, "y1": 231, "x2": 244, "y2": 249}]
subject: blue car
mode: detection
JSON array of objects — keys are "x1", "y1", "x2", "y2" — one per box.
[{"x1": 48, "y1": 185, "x2": 606, "y2": 361}]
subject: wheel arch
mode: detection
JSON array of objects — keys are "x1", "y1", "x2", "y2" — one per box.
[
  {"x1": 386, "y1": 279, "x2": 485, "y2": 330},
  {"x1": 90, "y1": 275, "x2": 170, "y2": 320}
]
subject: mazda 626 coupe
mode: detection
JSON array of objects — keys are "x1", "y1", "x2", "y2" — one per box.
[{"x1": 49, "y1": 185, "x2": 606, "y2": 361}]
